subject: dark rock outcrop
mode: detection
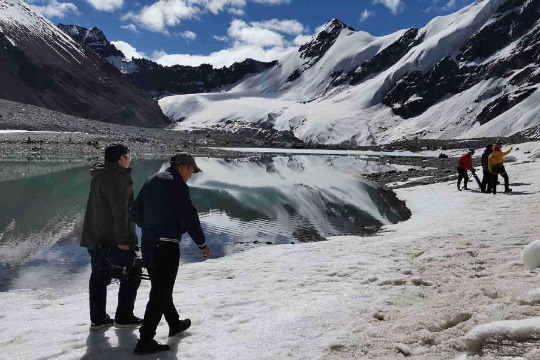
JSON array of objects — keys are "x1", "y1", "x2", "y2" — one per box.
[
  {"x1": 349, "y1": 28, "x2": 424, "y2": 85},
  {"x1": 128, "y1": 58, "x2": 277, "y2": 98},
  {"x1": 57, "y1": 24, "x2": 124, "y2": 59}
]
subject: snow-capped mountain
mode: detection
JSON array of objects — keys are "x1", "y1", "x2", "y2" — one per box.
[
  {"x1": 161, "y1": 0, "x2": 540, "y2": 145},
  {"x1": 0, "y1": 0, "x2": 167, "y2": 127},
  {"x1": 58, "y1": 24, "x2": 277, "y2": 99}
]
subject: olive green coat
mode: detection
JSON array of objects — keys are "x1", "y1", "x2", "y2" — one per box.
[{"x1": 80, "y1": 163, "x2": 138, "y2": 248}]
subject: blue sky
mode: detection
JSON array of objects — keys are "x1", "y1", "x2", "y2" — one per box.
[{"x1": 27, "y1": 0, "x2": 474, "y2": 67}]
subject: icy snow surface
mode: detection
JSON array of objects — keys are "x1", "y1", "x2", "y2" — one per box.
[{"x1": 1, "y1": 142, "x2": 540, "y2": 359}]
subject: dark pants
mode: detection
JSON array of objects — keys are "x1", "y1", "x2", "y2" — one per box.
[
  {"x1": 457, "y1": 167, "x2": 468, "y2": 189},
  {"x1": 491, "y1": 165, "x2": 510, "y2": 194},
  {"x1": 88, "y1": 247, "x2": 141, "y2": 323},
  {"x1": 139, "y1": 239, "x2": 181, "y2": 341},
  {"x1": 481, "y1": 169, "x2": 492, "y2": 193}
]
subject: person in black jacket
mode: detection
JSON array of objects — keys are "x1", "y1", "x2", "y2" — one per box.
[
  {"x1": 81, "y1": 143, "x2": 142, "y2": 331},
  {"x1": 480, "y1": 143, "x2": 493, "y2": 193},
  {"x1": 130, "y1": 152, "x2": 210, "y2": 355}
]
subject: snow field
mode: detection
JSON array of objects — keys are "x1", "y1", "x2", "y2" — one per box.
[{"x1": 0, "y1": 142, "x2": 539, "y2": 359}]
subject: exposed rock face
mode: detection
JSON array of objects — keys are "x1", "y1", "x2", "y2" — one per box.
[
  {"x1": 287, "y1": 19, "x2": 355, "y2": 83},
  {"x1": 57, "y1": 24, "x2": 124, "y2": 59},
  {"x1": 349, "y1": 28, "x2": 424, "y2": 86},
  {"x1": 58, "y1": 24, "x2": 276, "y2": 98},
  {"x1": 381, "y1": 0, "x2": 540, "y2": 124},
  {"x1": 127, "y1": 58, "x2": 277, "y2": 98},
  {"x1": 0, "y1": 0, "x2": 168, "y2": 127},
  {"x1": 299, "y1": 19, "x2": 355, "y2": 61}
]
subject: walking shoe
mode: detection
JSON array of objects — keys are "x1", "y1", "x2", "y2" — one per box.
[
  {"x1": 504, "y1": 188, "x2": 512, "y2": 193},
  {"x1": 114, "y1": 316, "x2": 143, "y2": 329},
  {"x1": 463, "y1": 186, "x2": 469, "y2": 190},
  {"x1": 90, "y1": 316, "x2": 114, "y2": 331},
  {"x1": 134, "y1": 339, "x2": 170, "y2": 355},
  {"x1": 168, "y1": 319, "x2": 191, "y2": 337}
]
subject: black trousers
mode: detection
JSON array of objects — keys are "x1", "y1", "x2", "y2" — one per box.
[
  {"x1": 481, "y1": 169, "x2": 492, "y2": 193},
  {"x1": 457, "y1": 167, "x2": 468, "y2": 188},
  {"x1": 491, "y1": 165, "x2": 510, "y2": 193},
  {"x1": 88, "y1": 247, "x2": 141, "y2": 323},
  {"x1": 139, "y1": 239, "x2": 181, "y2": 341}
]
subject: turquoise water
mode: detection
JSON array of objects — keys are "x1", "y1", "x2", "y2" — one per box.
[{"x1": 0, "y1": 155, "x2": 407, "y2": 291}]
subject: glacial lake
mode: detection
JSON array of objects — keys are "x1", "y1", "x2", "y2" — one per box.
[{"x1": 0, "y1": 154, "x2": 411, "y2": 291}]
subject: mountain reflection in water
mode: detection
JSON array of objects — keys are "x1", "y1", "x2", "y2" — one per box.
[{"x1": 0, "y1": 155, "x2": 409, "y2": 291}]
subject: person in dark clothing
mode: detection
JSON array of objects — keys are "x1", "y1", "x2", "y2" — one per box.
[
  {"x1": 81, "y1": 144, "x2": 142, "y2": 331},
  {"x1": 130, "y1": 152, "x2": 210, "y2": 355},
  {"x1": 480, "y1": 144, "x2": 493, "y2": 193},
  {"x1": 456, "y1": 149, "x2": 476, "y2": 191}
]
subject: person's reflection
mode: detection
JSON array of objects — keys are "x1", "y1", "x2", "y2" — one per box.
[
  {"x1": 81, "y1": 328, "x2": 138, "y2": 359},
  {"x1": 81, "y1": 328, "x2": 182, "y2": 359}
]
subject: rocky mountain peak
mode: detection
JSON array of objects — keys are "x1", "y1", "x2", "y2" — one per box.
[
  {"x1": 57, "y1": 23, "x2": 124, "y2": 58},
  {"x1": 299, "y1": 18, "x2": 354, "y2": 60},
  {"x1": 321, "y1": 19, "x2": 355, "y2": 34}
]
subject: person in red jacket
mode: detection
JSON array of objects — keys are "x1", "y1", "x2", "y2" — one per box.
[{"x1": 456, "y1": 149, "x2": 476, "y2": 191}]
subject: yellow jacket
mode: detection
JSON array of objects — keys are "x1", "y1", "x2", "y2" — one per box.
[{"x1": 488, "y1": 146, "x2": 512, "y2": 173}]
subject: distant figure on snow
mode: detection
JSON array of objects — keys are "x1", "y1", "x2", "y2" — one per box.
[
  {"x1": 480, "y1": 144, "x2": 493, "y2": 193},
  {"x1": 488, "y1": 140, "x2": 513, "y2": 194},
  {"x1": 456, "y1": 148, "x2": 476, "y2": 191},
  {"x1": 80, "y1": 143, "x2": 142, "y2": 331},
  {"x1": 130, "y1": 152, "x2": 211, "y2": 355}
]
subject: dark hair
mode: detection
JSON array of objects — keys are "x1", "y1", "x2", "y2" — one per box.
[{"x1": 104, "y1": 143, "x2": 129, "y2": 163}]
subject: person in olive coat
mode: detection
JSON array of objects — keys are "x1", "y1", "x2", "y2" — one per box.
[
  {"x1": 81, "y1": 144, "x2": 141, "y2": 330},
  {"x1": 130, "y1": 152, "x2": 210, "y2": 355}
]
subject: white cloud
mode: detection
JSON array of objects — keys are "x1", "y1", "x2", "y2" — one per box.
[
  {"x1": 293, "y1": 34, "x2": 311, "y2": 46},
  {"x1": 179, "y1": 30, "x2": 197, "y2": 41},
  {"x1": 152, "y1": 44, "x2": 293, "y2": 68},
  {"x1": 228, "y1": 19, "x2": 284, "y2": 47},
  {"x1": 86, "y1": 0, "x2": 124, "y2": 12},
  {"x1": 359, "y1": 9, "x2": 373, "y2": 22},
  {"x1": 372, "y1": 0, "x2": 403, "y2": 15},
  {"x1": 122, "y1": 0, "x2": 200, "y2": 33},
  {"x1": 214, "y1": 35, "x2": 229, "y2": 42},
  {"x1": 150, "y1": 17, "x2": 311, "y2": 67},
  {"x1": 250, "y1": 19, "x2": 305, "y2": 35},
  {"x1": 111, "y1": 40, "x2": 147, "y2": 59},
  {"x1": 228, "y1": 7, "x2": 245, "y2": 15},
  {"x1": 443, "y1": 0, "x2": 458, "y2": 10},
  {"x1": 122, "y1": 0, "x2": 297, "y2": 34},
  {"x1": 204, "y1": 0, "x2": 247, "y2": 14},
  {"x1": 28, "y1": 0, "x2": 79, "y2": 18},
  {"x1": 121, "y1": 24, "x2": 139, "y2": 33},
  {"x1": 425, "y1": 0, "x2": 466, "y2": 13}
]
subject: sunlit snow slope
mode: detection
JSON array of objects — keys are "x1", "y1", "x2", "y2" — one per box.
[{"x1": 162, "y1": 0, "x2": 540, "y2": 145}]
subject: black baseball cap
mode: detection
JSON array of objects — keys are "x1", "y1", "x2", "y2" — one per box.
[{"x1": 169, "y1": 152, "x2": 202, "y2": 173}]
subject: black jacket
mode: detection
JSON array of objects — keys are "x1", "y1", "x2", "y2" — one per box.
[
  {"x1": 130, "y1": 167, "x2": 205, "y2": 246},
  {"x1": 81, "y1": 163, "x2": 138, "y2": 248},
  {"x1": 481, "y1": 148, "x2": 492, "y2": 171}
]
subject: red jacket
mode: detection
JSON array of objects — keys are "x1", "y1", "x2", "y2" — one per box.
[{"x1": 457, "y1": 153, "x2": 474, "y2": 170}]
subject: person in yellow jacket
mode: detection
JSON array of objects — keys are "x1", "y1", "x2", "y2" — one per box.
[{"x1": 488, "y1": 141, "x2": 513, "y2": 194}]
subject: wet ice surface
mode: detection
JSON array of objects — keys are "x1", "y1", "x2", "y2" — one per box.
[
  {"x1": 0, "y1": 154, "x2": 407, "y2": 291},
  {"x1": 0, "y1": 142, "x2": 539, "y2": 359}
]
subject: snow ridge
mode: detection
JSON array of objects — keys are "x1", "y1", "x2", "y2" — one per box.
[{"x1": 161, "y1": 0, "x2": 540, "y2": 146}]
